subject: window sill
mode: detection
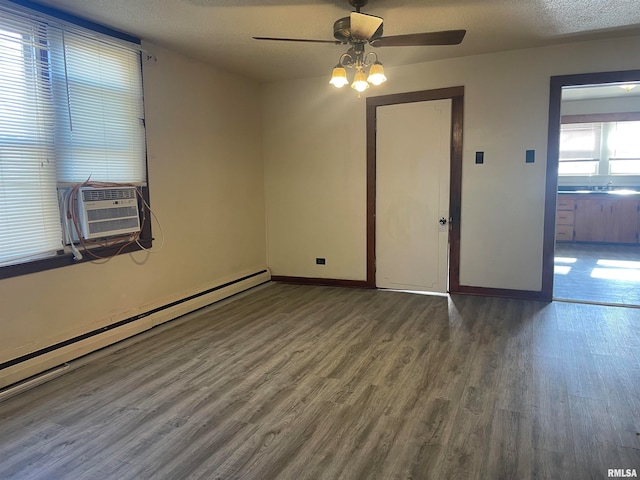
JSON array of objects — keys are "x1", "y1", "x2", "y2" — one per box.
[{"x1": 0, "y1": 238, "x2": 153, "y2": 280}]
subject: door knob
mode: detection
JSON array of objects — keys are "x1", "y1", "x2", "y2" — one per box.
[{"x1": 439, "y1": 217, "x2": 447, "y2": 225}]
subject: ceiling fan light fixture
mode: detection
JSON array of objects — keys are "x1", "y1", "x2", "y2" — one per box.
[
  {"x1": 367, "y1": 61, "x2": 386, "y2": 86},
  {"x1": 255, "y1": 1, "x2": 467, "y2": 95},
  {"x1": 255, "y1": 0, "x2": 467, "y2": 94},
  {"x1": 351, "y1": 69, "x2": 370, "y2": 92},
  {"x1": 330, "y1": 65, "x2": 349, "y2": 88}
]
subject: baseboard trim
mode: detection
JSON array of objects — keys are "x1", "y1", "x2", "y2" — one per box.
[
  {"x1": 272, "y1": 276, "x2": 548, "y2": 301},
  {"x1": 271, "y1": 275, "x2": 370, "y2": 289},
  {"x1": 452, "y1": 285, "x2": 550, "y2": 302},
  {"x1": 0, "y1": 269, "x2": 270, "y2": 390}
]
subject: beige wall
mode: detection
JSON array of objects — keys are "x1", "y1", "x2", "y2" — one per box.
[
  {"x1": 0, "y1": 44, "x2": 267, "y2": 386},
  {"x1": 3, "y1": 33, "x2": 639, "y2": 388},
  {"x1": 263, "y1": 83, "x2": 368, "y2": 280},
  {"x1": 262, "y1": 35, "x2": 640, "y2": 291}
]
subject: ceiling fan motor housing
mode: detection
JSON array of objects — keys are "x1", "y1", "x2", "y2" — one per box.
[
  {"x1": 333, "y1": 15, "x2": 384, "y2": 43},
  {"x1": 333, "y1": 17, "x2": 352, "y2": 42}
]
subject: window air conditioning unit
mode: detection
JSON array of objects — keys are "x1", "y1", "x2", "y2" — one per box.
[{"x1": 77, "y1": 186, "x2": 141, "y2": 240}]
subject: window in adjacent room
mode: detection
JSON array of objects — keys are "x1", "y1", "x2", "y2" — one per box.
[
  {"x1": 558, "y1": 122, "x2": 601, "y2": 176},
  {"x1": 558, "y1": 119, "x2": 640, "y2": 177},
  {"x1": 607, "y1": 121, "x2": 640, "y2": 175}
]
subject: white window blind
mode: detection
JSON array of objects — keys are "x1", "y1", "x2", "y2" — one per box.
[
  {"x1": 0, "y1": 21, "x2": 62, "y2": 265},
  {"x1": 559, "y1": 122, "x2": 602, "y2": 161},
  {"x1": 558, "y1": 122, "x2": 601, "y2": 176},
  {"x1": 608, "y1": 121, "x2": 640, "y2": 160},
  {"x1": 608, "y1": 121, "x2": 640, "y2": 175},
  {"x1": 0, "y1": 0, "x2": 146, "y2": 268},
  {"x1": 53, "y1": 30, "x2": 146, "y2": 183}
]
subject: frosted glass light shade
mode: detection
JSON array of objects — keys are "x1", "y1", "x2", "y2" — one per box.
[
  {"x1": 330, "y1": 66, "x2": 349, "y2": 88},
  {"x1": 351, "y1": 70, "x2": 370, "y2": 92},
  {"x1": 367, "y1": 62, "x2": 387, "y2": 86}
]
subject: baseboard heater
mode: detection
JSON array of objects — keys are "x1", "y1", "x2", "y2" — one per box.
[
  {"x1": 0, "y1": 364, "x2": 70, "y2": 402},
  {"x1": 0, "y1": 270, "x2": 269, "y2": 373}
]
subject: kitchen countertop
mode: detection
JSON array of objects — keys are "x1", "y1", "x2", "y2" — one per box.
[{"x1": 558, "y1": 189, "x2": 640, "y2": 195}]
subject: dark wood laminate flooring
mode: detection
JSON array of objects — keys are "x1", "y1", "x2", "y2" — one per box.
[
  {"x1": 555, "y1": 242, "x2": 640, "y2": 305},
  {"x1": 1, "y1": 283, "x2": 639, "y2": 479}
]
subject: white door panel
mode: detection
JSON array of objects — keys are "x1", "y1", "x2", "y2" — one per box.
[{"x1": 376, "y1": 99, "x2": 451, "y2": 292}]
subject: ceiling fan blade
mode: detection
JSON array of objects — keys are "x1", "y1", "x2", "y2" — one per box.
[
  {"x1": 253, "y1": 36, "x2": 342, "y2": 45},
  {"x1": 350, "y1": 12, "x2": 383, "y2": 41},
  {"x1": 372, "y1": 29, "x2": 466, "y2": 47}
]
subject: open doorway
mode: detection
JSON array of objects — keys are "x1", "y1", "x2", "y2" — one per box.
[{"x1": 544, "y1": 71, "x2": 640, "y2": 305}]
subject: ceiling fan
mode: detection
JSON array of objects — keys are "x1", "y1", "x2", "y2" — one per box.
[
  {"x1": 253, "y1": 0, "x2": 466, "y2": 49},
  {"x1": 253, "y1": 0, "x2": 466, "y2": 92}
]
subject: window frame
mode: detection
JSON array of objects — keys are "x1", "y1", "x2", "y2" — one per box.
[{"x1": 0, "y1": 0, "x2": 151, "y2": 280}]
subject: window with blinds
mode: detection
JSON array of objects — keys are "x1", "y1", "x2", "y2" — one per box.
[
  {"x1": 559, "y1": 120, "x2": 640, "y2": 176},
  {"x1": 0, "y1": 0, "x2": 146, "y2": 270},
  {"x1": 558, "y1": 122, "x2": 601, "y2": 175},
  {"x1": 608, "y1": 121, "x2": 640, "y2": 175}
]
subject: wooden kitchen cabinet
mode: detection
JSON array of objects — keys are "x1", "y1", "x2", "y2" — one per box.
[
  {"x1": 608, "y1": 199, "x2": 639, "y2": 243},
  {"x1": 574, "y1": 197, "x2": 613, "y2": 242},
  {"x1": 572, "y1": 194, "x2": 640, "y2": 243},
  {"x1": 555, "y1": 195, "x2": 575, "y2": 242}
]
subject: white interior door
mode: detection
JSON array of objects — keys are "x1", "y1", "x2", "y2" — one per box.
[{"x1": 376, "y1": 99, "x2": 452, "y2": 292}]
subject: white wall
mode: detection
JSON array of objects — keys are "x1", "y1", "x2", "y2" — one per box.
[
  {"x1": 0, "y1": 44, "x2": 267, "y2": 388},
  {"x1": 262, "y1": 35, "x2": 640, "y2": 292}
]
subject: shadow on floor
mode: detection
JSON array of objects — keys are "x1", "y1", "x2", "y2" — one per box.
[{"x1": 554, "y1": 242, "x2": 640, "y2": 305}]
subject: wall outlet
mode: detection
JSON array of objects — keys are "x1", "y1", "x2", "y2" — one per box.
[{"x1": 316, "y1": 258, "x2": 326, "y2": 265}]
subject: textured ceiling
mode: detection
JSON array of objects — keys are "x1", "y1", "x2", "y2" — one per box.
[{"x1": 30, "y1": 0, "x2": 640, "y2": 82}]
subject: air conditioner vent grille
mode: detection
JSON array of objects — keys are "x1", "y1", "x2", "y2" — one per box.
[
  {"x1": 89, "y1": 217, "x2": 140, "y2": 235},
  {"x1": 87, "y1": 206, "x2": 138, "y2": 222},
  {"x1": 82, "y1": 188, "x2": 136, "y2": 202}
]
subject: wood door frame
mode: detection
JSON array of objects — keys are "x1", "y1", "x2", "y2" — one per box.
[
  {"x1": 542, "y1": 69, "x2": 640, "y2": 301},
  {"x1": 365, "y1": 86, "x2": 464, "y2": 290}
]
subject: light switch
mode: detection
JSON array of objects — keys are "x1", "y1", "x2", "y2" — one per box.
[{"x1": 526, "y1": 150, "x2": 535, "y2": 163}]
